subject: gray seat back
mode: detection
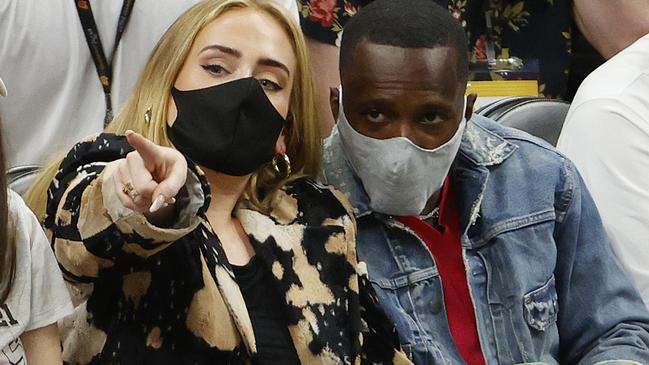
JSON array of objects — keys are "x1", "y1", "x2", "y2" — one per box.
[
  {"x1": 478, "y1": 97, "x2": 570, "y2": 146},
  {"x1": 7, "y1": 165, "x2": 41, "y2": 196}
]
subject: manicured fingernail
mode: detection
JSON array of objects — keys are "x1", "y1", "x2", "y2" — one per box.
[
  {"x1": 166, "y1": 197, "x2": 176, "y2": 205},
  {"x1": 149, "y1": 195, "x2": 166, "y2": 213}
]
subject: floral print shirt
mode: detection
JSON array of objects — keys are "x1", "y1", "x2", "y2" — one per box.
[
  {"x1": 298, "y1": 0, "x2": 573, "y2": 99},
  {"x1": 298, "y1": 0, "x2": 361, "y2": 46},
  {"x1": 445, "y1": 0, "x2": 572, "y2": 98}
]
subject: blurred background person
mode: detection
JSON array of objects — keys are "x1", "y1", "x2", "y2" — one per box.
[
  {"x1": 573, "y1": 0, "x2": 649, "y2": 60},
  {"x1": 297, "y1": 0, "x2": 366, "y2": 135},
  {"x1": 557, "y1": 1, "x2": 649, "y2": 307}
]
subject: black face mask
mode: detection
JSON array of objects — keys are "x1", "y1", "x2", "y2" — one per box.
[{"x1": 167, "y1": 77, "x2": 286, "y2": 176}]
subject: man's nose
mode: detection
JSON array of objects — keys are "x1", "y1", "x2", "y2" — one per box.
[{"x1": 396, "y1": 120, "x2": 420, "y2": 144}]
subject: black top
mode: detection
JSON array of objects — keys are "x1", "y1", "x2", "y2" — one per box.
[{"x1": 232, "y1": 256, "x2": 300, "y2": 365}]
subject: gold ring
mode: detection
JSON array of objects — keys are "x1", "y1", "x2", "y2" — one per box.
[{"x1": 122, "y1": 181, "x2": 139, "y2": 200}]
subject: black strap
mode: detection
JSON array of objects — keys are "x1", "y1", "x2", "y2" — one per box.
[{"x1": 74, "y1": 0, "x2": 136, "y2": 127}]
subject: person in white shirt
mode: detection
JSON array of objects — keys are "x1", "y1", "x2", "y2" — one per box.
[
  {"x1": 557, "y1": 12, "x2": 649, "y2": 307},
  {"x1": 573, "y1": 0, "x2": 649, "y2": 60},
  {"x1": 0, "y1": 77, "x2": 74, "y2": 365},
  {"x1": 0, "y1": 0, "x2": 298, "y2": 170},
  {"x1": 0, "y1": 190, "x2": 74, "y2": 365}
]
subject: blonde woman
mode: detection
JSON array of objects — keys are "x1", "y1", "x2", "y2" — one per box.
[{"x1": 25, "y1": 0, "x2": 410, "y2": 364}]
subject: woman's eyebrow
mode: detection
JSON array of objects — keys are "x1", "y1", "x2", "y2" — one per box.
[
  {"x1": 258, "y1": 58, "x2": 290, "y2": 77},
  {"x1": 199, "y1": 44, "x2": 290, "y2": 77},
  {"x1": 200, "y1": 44, "x2": 241, "y2": 57}
]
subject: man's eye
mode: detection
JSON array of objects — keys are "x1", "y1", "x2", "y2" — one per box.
[
  {"x1": 366, "y1": 109, "x2": 385, "y2": 123},
  {"x1": 421, "y1": 112, "x2": 441, "y2": 124},
  {"x1": 201, "y1": 64, "x2": 227, "y2": 75},
  {"x1": 258, "y1": 79, "x2": 282, "y2": 91}
]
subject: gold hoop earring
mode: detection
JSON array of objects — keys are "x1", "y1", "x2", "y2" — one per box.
[
  {"x1": 144, "y1": 106, "x2": 152, "y2": 124},
  {"x1": 272, "y1": 153, "x2": 291, "y2": 178}
]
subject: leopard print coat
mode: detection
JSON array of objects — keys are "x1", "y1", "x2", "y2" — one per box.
[{"x1": 44, "y1": 133, "x2": 411, "y2": 365}]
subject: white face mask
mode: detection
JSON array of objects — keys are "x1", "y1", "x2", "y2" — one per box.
[{"x1": 336, "y1": 93, "x2": 466, "y2": 216}]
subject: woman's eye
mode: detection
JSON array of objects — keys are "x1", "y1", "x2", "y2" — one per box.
[
  {"x1": 201, "y1": 64, "x2": 228, "y2": 75},
  {"x1": 258, "y1": 79, "x2": 281, "y2": 91},
  {"x1": 366, "y1": 109, "x2": 386, "y2": 123}
]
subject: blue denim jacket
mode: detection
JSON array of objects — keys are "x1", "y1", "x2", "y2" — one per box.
[{"x1": 322, "y1": 116, "x2": 649, "y2": 365}]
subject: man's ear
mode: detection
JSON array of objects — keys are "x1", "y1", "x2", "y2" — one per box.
[
  {"x1": 329, "y1": 87, "x2": 340, "y2": 122},
  {"x1": 466, "y1": 93, "x2": 478, "y2": 120}
]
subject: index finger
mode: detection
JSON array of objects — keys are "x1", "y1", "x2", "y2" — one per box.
[{"x1": 125, "y1": 130, "x2": 161, "y2": 172}]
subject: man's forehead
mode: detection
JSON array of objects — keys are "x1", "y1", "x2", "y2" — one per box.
[
  {"x1": 352, "y1": 41, "x2": 458, "y2": 59},
  {"x1": 343, "y1": 42, "x2": 461, "y2": 94}
]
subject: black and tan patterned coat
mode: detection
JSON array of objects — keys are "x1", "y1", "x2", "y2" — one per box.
[{"x1": 44, "y1": 133, "x2": 411, "y2": 365}]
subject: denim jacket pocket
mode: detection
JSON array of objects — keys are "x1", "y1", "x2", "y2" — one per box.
[
  {"x1": 370, "y1": 267, "x2": 438, "y2": 290},
  {"x1": 523, "y1": 275, "x2": 559, "y2": 331}
]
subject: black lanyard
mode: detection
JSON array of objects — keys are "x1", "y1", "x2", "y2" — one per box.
[{"x1": 74, "y1": 0, "x2": 136, "y2": 127}]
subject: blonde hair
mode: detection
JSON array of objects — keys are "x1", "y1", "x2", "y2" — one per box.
[{"x1": 26, "y1": 0, "x2": 320, "y2": 218}]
